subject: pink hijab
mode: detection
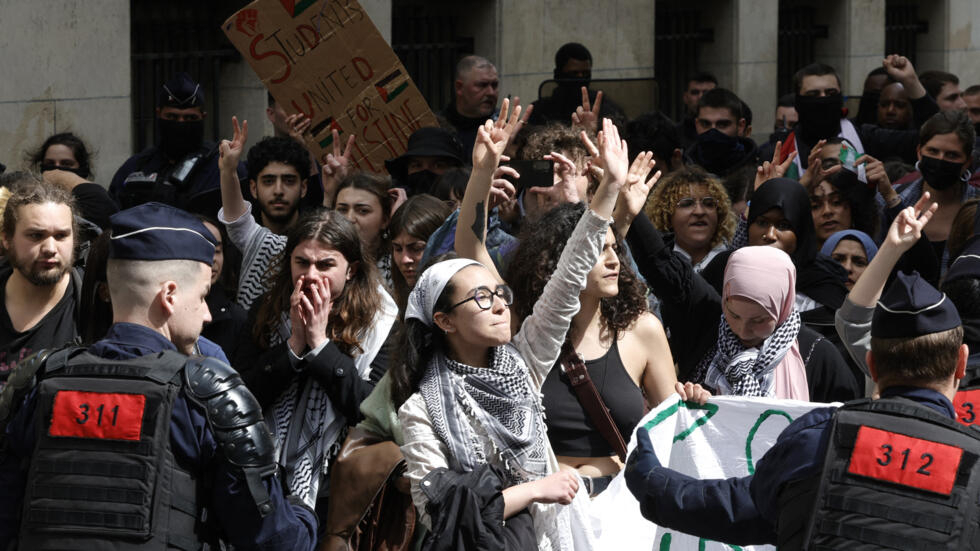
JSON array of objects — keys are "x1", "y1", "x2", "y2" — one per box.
[{"x1": 723, "y1": 246, "x2": 809, "y2": 400}]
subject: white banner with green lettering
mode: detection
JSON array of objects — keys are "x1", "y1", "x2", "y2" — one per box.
[{"x1": 590, "y1": 395, "x2": 836, "y2": 550}]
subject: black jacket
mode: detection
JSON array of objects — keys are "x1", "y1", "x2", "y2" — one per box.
[
  {"x1": 234, "y1": 305, "x2": 396, "y2": 423},
  {"x1": 420, "y1": 464, "x2": 536, "y2": 551}
]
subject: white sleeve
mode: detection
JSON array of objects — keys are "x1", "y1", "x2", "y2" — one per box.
[
  {"x1": 511, "y1": 208, "x2": 610, "y2": 389},
  {"x1": 398, "y1": 394, "x2": 450, "y2": 530}
]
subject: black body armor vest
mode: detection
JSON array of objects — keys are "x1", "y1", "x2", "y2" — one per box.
[
  {"x1": 953, "y1": 354, "x2": 980, "y2": 426},
  {"x1": 777, "y1": 397, "x2": 980, "y2": 551},
  {"x1": 18, "y1": 348, "x2": 205, "y2": 551}
]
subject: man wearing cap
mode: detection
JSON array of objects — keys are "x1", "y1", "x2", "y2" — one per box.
[
  {"x1": 0, "y1": 202, "x2": 317, "y2": 549},
  {"x1": 109, "y1": 72, "x2": 247, "y2": 217},
  {"x1": 384, "y1": 126, "x2": 465, "y2": 196},
  {"x1": 624, "y1": 199, "x2": 980, "y2": 547}
]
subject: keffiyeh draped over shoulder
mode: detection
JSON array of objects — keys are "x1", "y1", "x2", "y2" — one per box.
[
  {"x1": 419, "y1": 344, "x2": 549, "y2": 484},
  {"x1": 696, "y1": 246, "x2": 809, "y2": 400}
]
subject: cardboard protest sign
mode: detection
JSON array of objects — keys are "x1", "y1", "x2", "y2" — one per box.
[
  {"x1": 590, "y1": 396, "x2": 836, "y2": 550},
  {"x1": 222, "y1": 0, "x2": 438, "y2": 173}
]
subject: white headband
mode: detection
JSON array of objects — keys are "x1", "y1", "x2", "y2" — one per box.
[{"x1": 405, "y1": 258, "x2": 483, "y2": 327}]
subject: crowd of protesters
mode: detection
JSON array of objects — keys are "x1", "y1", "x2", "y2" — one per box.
[{"x1": 1, "y1": 39, "x2": 980, "y2": 550}]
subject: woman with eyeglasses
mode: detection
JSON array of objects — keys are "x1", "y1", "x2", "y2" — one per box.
[
  {"x1": 390, "y1": 109, "x2": 652, "y2": 549},
  {"x1": 643, "y1": 166, "x2": 735, "y2": 272}
]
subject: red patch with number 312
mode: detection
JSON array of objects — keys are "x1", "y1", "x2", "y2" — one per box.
[
  {"x1": 953, "y1": 389, "x2": 980, "y2": 426},
  {"x1": 848, "y1": 426, "x2": 962, "y2": 495},
  {"x1": 49, "y1": 391, "x2": 145, "y2": 441}
]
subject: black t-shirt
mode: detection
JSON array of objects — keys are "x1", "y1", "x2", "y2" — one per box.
[{"x1": 0, "y1": 270, "x2": 77, "y2": 387}]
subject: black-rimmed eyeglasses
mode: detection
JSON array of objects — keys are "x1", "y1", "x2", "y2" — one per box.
[{"x1": 448, "y1": 285, "x2": 514, "y2": 311}]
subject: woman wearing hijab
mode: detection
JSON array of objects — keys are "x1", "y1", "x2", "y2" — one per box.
[
  {"x1": 701, "y1": 178, "x2": 849, "y2": 316},
  {"x1": 615, "y1": 184, "x2": 860, "y2": 401},
  {"x1": 820, "y1": 229, "x2": 878, "y2": 290}
]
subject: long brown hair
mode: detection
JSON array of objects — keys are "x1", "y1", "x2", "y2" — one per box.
[
  {"x1": 253, "y1": 208, "x2": 381, "y2": 356},
  {"x1": 388, "y1": 194, "x2": 451, "y2": 311}
]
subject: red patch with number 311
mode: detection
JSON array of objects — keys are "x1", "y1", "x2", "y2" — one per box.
[
  {"x1": 49, "y1": 390, "x2": 145, "y2": 441},
  {"x1": 848, "y1": 426, "x2": 962, "y2": 495},
  {"x1": 954, "y1": 389, "x2": 980, "y2": 426}
]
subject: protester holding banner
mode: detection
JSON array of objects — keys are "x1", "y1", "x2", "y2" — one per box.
[
  {"x1": 616, "y1": 178, "x2": 859, "y2": 401},
  {"x1": 623, "y1": 194, "x2": 980, "y2": 549}
]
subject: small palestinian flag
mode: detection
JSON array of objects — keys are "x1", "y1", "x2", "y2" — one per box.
[
  {"x1": 279, "y1": 0, "x2": 317, "y2": 18},
  {"x1": 314, "y1": 117, "x2": 345, "y2": 148},
  {"x1": 375, "y1": 70, "x2": 408, "y2": 103}
]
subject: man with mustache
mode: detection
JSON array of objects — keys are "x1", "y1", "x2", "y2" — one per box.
[{"x1": 0, "y1": 176, "x2": 79, "y2": 389}]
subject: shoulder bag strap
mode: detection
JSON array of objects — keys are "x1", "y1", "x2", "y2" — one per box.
[{"x1": 560, "y1": 341, "x2": 628, "y2": 462}]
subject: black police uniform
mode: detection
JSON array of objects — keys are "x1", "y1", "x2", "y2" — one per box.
[
  {"x1": 108, "y1": 73, "x2": 245, "y2": 217},
  {"x1": 0, "y1": 203, "x2": 317, "y2": 550},
  {"x1": 625, "y1": 272, "x2": 980, "y2": 549},
  {"x1": 109, "y1": 143, "x2": 245, "y2": 217}
]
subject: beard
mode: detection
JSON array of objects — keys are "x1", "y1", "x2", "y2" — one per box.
[
  {"x1": 5, "y1": 247, "x2": 72, "y2": 286},
  {"x1": 260, "y1": 199, "x2": 300, "y2": 226}
]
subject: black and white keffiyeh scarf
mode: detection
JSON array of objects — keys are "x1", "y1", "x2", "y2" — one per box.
[
  {"x1": 695, "y1": 311, "x2": 801, "y2": 396},
  {"x1": 419, "y1": 344, "x2": 549, "y2": 485}
]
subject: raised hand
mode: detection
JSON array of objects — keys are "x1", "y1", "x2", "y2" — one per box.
[
  {"x1": 882, "y1": 54, "x2": 926, "y2": 98},
  {"x1": 571, "y1": 87, "x2": 602, "y2": 134},
  {"x1": 219, "y1": 116, "x2": 248, "y2": 173},
  {"x1": 754, "y1": 140, "x2": 797, "y2": 191},
  {"x1": 489, "y1": 164, "x2": 518, "y2": 209},
  {"x1": 799, "y1": 139, "x2": 841, "y2": 191},
  {"x1": 472, "y1": 97, "x2": 522, "y2": 172},
  {"x1": 531, "y1": 151, "x2": 581, "y2": 210},
  {"x1": 598, "y1": 118, "x2": 629, "y2": 186},
  {"x1": 854, "y1": 154, "x2": 897, "y2": 204},
  {"x1": 613, "y1": 151, "x2": 660, "y2": 234},
  {"x1": 321, "y1": 129, "x2": 356, "y2": 207},
  {"x1": 285, "y1": 113, "x2": 312, "y2": 145},
  {"x1": 884, "y1": 192, "x2": 937, "y2": 253}
]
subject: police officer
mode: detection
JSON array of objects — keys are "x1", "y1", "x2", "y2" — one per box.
[
  {"x1": 0, "y1": 202, "x2": 317, "y2": 549},
  {"x1": 624, "y1": 203, "x2": 980, "y2": 548},
  {"x1": 109, "y1": 73, "x2": 246, "y2": 217}
]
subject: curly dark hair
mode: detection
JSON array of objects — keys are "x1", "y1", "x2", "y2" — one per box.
[
  {"x1": 246, "y1": 136, "x2": 310, "y2": 183},
  {"x1": 505, "y1": 202, "x2": 648, "y2": 340}
]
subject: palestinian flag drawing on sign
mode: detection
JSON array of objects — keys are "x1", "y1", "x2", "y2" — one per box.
[
  {"x1": 375, "y1": 70, "x2": 408, "y2": 103},
  {"x1": 279, "y1": 0, "x2": 318, "y2": 17},
  {"x1": 313, "y1": 117, "x2": 345, "y2": 148}
]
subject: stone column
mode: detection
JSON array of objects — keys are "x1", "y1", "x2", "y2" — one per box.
[
  {"x1": 918, "y1": 0, "x2": 980, "y2": 87},
  {"x1": 0, "y1": 0, "x2": 131, "y2": 184}
]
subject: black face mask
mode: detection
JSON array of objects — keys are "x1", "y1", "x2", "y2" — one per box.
[
  {"x1": 40, "y1": 164, "x2": 87, "y2": 178},
  {"x1": 404, "y1": 170, "x2": 439, "y2": 196},
  {"x1": 158, "y1": 118, "x2": 204, "y2": 160},
  {"x1": 692, "y1": 128, "x2": 745, "y2": 175},
  {"x1": 795, "y1": 94, "x2": 844, "y2": 144},
  {"x1": 918, "y1": 155, "x2": 966, "y2": 190}
]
